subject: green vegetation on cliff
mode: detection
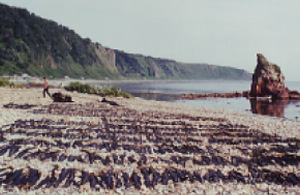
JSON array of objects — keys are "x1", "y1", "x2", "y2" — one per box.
[
  {"x1": 0, "y1": 3, "x2": 117, "y2": 78},
  {"x1": 0, "y1": 3, "x2": 251, "y2": 80}
]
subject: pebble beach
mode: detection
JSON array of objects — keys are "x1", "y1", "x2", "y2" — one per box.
[{"x1": 0, "y1": 87, "x2": 299, "y2": 194}]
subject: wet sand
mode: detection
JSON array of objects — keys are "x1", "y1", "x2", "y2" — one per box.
[{"x1": 0, "y1": 87, "x2": 299, "y2": 194}]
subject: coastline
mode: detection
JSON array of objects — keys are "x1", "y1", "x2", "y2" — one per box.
[
  {"x1": 45, "y1": 78, "x2": 251, "y2": 87},
  {"x1": 0, "y1": 87, "x2": 299, "y2": 194}
]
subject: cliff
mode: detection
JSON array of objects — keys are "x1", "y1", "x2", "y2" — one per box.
[{"x1": 0, "y1": 3, "x2": 251, "y2": 80}]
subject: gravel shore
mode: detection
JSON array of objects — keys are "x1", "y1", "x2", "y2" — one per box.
[{"x1": 0, "y1": 87, "x2": 299, "y2": 194}]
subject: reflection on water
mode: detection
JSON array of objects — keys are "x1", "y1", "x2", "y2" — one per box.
[
  {"x1": 130, "y1": 92, "x2": 300, "y2": 120},
  {"x1": 250, "y1": 99, "x2": 287, "y2": 118},
  {"x1": 250, "y1": 99, "x2": 300, "y2": 119},
  {"x1": 130, "y1": 93, "x2": 179, "y2": 101}
]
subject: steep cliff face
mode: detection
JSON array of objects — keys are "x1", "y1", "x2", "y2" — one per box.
[
  {"x1": 0, "y1": 3, "x2": 251, "y2": 80},
  {"x1": 94, "y1": 44, "x2": 118, "y2": 73},
  {"x1": 113, "y1": 51, "x2": 251, "y2": 80},
  {"x1": 114, "y1": 51, "x2": 179, "y2": 79}
]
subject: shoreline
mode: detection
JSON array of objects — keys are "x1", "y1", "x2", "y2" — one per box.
[
  {"x1": 0, "y1": 87, "x2": 299, "y2": 194},
  {"x1": 15, "y1": 77, "x2": 251, "y2": 87},
  {"x1": 1, "y1": 87, "x2": 299, "y2": 138}
]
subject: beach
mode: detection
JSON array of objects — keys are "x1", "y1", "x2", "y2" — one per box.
[{"x1": 0, "y1": 87, "x2": 299, "y2": 194}]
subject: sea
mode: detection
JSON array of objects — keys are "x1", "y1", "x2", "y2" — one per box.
[{"x1": 98, "y1": 80, "x2": 300, "y2": 121}]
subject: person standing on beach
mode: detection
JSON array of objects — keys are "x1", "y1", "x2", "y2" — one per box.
[{"x1": 43, "y1": 77, "x2": 52, "y2": 98}]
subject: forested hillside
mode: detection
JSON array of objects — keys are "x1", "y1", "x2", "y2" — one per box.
[{"x1": 0, "y1": 3, "x2": 251, "y2": 80}]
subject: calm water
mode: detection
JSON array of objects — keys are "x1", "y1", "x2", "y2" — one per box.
[{"x1": 99, "y1": 80, "x2": 300, "y2": 121}]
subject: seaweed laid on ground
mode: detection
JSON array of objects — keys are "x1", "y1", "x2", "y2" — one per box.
[
  {"x1": 0, "y1": 101, "x2": 299, "y2": 191},
  {"x1": 3, "y1": 103, "x2": 37, "y2": 109}
]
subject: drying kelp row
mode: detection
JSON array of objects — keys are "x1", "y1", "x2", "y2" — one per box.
[
  {"x1": 0, "y1": 165, "x2": 299, "y2": 190},
  {"x1": 4, "y1": 117, "x2": 299, "y2": 157},
  {"x1": 0, "y1": 100, "x2": 300, "y2": 192},
  {"x1": 3, "y1": 103, "x2": 37, "y2": 110},
  {"x1": 32, "y1": 102, "x2": 227, "y2": 123}
]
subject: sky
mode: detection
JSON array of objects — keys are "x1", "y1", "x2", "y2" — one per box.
[{"x1": 1, "y1": 0, "x2": 300, "y2": 81}]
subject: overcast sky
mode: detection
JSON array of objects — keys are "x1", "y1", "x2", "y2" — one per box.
[{"x1": 1, "y1": 0, "x2": 300, "y2": 80}]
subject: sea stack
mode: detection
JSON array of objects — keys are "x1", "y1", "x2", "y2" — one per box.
[{"x1": 250, "y1": 53, "x2": 289, "y2": 100}]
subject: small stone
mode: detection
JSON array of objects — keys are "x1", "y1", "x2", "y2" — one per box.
[{"x1": 185, "y1": 160, "x2": 194, "y2": 169}]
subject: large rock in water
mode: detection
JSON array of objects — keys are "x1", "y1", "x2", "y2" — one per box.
[{"x1": 250, "y1": 54, "x2": 289, "y2": 100}]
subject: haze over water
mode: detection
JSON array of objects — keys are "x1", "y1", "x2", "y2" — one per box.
[{"x1": 101, "y1": 80, "x2": 300, "y2": 121}]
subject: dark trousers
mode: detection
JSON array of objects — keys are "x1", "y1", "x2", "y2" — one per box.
[{"x1": 43, "y1": 87, "x2": 52, "y2": 98}]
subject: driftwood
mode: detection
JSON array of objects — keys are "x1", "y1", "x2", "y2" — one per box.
[{"x1": 101, "y1": 98, "x2": 119, "y2": 106}]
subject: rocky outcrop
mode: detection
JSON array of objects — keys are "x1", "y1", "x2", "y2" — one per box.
[
  {"x1": 250, "y1": 54, "x2": 289, "y2": 100},
  {"x1": 250, "y1": 54, "x2": 300, "y2": 100},
  {"x1": 181, "y1": 91, "x2": 249, "y2": 99}
]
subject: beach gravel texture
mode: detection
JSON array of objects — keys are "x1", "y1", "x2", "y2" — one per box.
[{"x1": 0, "y1": 88, "x2": 299, "y2": 194}]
